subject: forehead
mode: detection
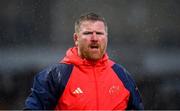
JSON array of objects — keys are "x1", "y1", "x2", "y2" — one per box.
[{"x1": 79, "y1": 20, "x2": 106, "y2": 31}]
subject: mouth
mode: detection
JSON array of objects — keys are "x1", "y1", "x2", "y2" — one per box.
[{"x1": 90, "y1": 45, "x2": 99, "y2": 49}]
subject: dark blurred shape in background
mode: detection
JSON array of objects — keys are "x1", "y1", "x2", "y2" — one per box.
[{"x1": 0, "y1": 0, "x2": 180, "y2": 109}]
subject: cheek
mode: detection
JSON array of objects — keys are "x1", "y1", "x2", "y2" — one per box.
[
  {"x1": 78, "y1": 38, "x2": 89, "y2": 46},
  {"x1": 83, "y1": 37, "x2": 92, "y2": 42},
  {"x1": 100, "y1": 37, "x2": 108, "y2": 45}
]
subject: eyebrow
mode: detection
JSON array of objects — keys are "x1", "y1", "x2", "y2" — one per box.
[{"x1": 82, "y1": 31, "x2": 104, "y2": 35}]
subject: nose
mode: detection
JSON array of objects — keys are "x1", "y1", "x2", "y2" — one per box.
[{"x1": 91, "y1": 32, "x2": 98, "y2": 41}]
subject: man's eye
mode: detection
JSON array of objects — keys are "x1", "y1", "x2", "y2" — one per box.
[
  {"x1": 83, "y1": 32, "x2": 92, "y2": 35},
  {"x1": 96, "y1": 32, "x2": 104, "y2": 35}
]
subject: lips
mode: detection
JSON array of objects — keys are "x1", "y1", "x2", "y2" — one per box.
[
  {"x1": 89, "y1": 44, "x2": 99, "y2": 49},
  {"x1": 90, "y1": 45, "x2": 99, "y2": 49}
]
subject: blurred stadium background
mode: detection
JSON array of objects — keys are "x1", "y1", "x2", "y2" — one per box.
[{"x1": 0, "y1": 0, "x2": 180, "y2": 109}]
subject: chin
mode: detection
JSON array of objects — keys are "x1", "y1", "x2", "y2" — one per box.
[{"x1": 89, "y1": 55, "x2": 102, "y2": 61}]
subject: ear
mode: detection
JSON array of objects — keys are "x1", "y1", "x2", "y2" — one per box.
[{"x1": 73, "y1": 33, "x2": 78, "y2": 46}]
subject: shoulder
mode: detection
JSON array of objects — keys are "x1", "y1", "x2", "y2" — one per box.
[
  {"x1": 109, "y1": 60, "x2": 135, "y2": 88},
  {"x1": 108, "y1": 59, "x2": 125, "y2": 68},
  {"x1": 40, "y1": 63, "x2": 73, "y2": 73},
  {"x1": 32, "y1": 63, "x2": 74, "y2": 96},
  {"x1": 35, "y1": 63, "x2": 74, "y2": 82},
  {"x1": 109, "y1": 59, "x2": 128, "y2": 76}
]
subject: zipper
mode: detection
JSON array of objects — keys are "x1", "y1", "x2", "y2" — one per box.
[{"x1": 93, "y1": 65, "x2": 99, "y2": 109}]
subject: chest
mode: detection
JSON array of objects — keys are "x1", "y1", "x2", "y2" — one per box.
[{"x1": 57, "y1": 66, "x2": 130, "y2": 110}]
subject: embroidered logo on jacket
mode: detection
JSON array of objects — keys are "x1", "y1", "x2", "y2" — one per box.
[{"x1": 109, "y1": 85, "x2": 121, "y2": 95}]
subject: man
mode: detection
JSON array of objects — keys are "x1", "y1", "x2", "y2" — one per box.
[{"x1": 25, "y1": 12, "x2": 144, "y2": 110}]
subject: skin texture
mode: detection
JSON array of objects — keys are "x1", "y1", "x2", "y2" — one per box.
[{"x1": 73, "y1": 20, "x2": 108, "y2": 61}]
